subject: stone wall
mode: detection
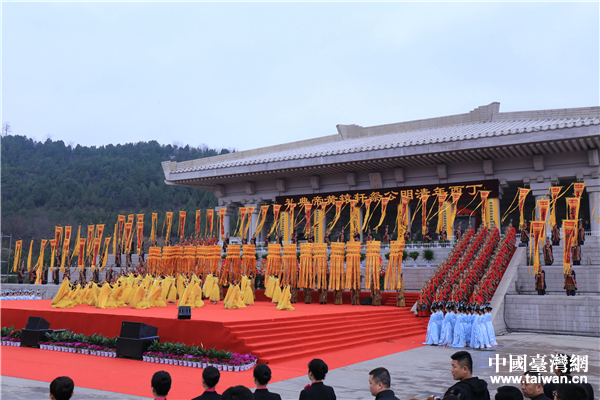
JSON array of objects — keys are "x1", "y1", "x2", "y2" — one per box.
[{"x1": 504, "y1": 295, "x2": 600, "y2": 336}]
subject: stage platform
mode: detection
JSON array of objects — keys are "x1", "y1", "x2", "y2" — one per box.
[{"x1": 1, "y1": 296, "x2": 426, "y2": 364}]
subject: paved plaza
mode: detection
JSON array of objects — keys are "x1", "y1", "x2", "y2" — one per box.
[{"x1": 2, "y1": 332, "x2": 598, "y2": 400}]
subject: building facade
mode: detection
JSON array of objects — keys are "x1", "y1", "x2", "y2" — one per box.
[{"x1": 162, "y1": 103, "x2": 600, "y2": 243}]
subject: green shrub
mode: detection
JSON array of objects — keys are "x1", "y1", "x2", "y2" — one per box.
[
  {"x1": 409, "y1": 251, "x2": 420, "y2": 262},
  {"x1": 422, "y1": 249, "x2": 435, "y2": 262}
]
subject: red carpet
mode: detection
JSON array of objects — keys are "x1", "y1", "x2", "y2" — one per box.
[{"x1": 1, "y1": 299, "x2": 426, "y2": 398}]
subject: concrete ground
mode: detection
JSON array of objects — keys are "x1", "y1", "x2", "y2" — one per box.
[{"x1": 2, "y1": 332, "x2": 598, "y2": 400}]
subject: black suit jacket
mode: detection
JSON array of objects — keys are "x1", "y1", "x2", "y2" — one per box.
[
  {"x1": 254, "y1": 388, "x2": 282, "y2": 400},
  {"x1": 191, "y1": 390, "x2": 222, "y2": 400},
  {"x1": 299, "y1": 382, "x2": 336, "y2": 400}
]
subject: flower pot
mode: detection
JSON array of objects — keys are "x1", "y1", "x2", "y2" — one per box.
[
  {"x1": 234, "y1": 366, "x2": 240, "y2": 372},
  {"x1": 168, "y1": 359, "x2": 174, "y2": 365},
  {"x1": 426, "y1": 263, "x2": 431, "y2": 267},
  {"x1": 413, "y1": 263, "x2": 418, "y2": 267},
  {"x1": 202, "y1": 363, "x2": 207, "y2": 369},
  {"x1": 217, "y1": 365, "x2": 222, "y2": 371}
]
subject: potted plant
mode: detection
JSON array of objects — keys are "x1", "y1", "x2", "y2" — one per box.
[
  {"x1": 422, "y1": 249, "x2": 435, "y2": 267},
  {"x1": 409, "y1": 251, "x2": 420, "y2": 267},
  {"x1": 402, "y1": 251, "x2": 408, "y2": 268}
]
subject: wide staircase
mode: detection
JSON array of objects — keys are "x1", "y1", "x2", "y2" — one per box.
[
  {"x1": 500, "y1": 235, "x2": 600, "y2": 336},
  {"x1": 223, "y1": 307, "x2": 427, "y2": 363}
]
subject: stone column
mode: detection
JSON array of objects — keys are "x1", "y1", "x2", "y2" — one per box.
[
  {"x1": 247, "y1": 205, "x2": 260, "y2": 241},
  {"x1": 585, "y1": 182, "x2": 600, "y2": 235}
]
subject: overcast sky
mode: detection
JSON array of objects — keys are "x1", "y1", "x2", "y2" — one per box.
[{"x1": 2, "y1": 2, "x2": 599, "y2": 152}]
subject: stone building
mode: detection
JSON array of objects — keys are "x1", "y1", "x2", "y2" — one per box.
[{"x1": 162, "y1": 102, "x2": 600, "y2": 243}]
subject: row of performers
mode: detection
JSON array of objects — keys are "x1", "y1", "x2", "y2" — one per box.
[
  {"x1": 535, "y1": 268, "x2": 579, "y2": 296},
  {"x1": 50, "y1": 272, "x2": 295, "y2": 311},
  {"x1": 520, "y1": 219, "x2": 586, "y2": 246},
  {"x1": 423, "y1": 301, "x2": 498, "y2": 349},
  {"x1": 541, "y1": 238, "x2": 584, "y2": 266}
]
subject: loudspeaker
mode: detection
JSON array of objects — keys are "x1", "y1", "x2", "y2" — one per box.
[
  {"x1": 21, "y1": 317, "x2": 52, "y2": 348},
  {"x1": 116, "y1": 337, "x2": 157, "y2": 360},
  {"x1": 116, "y1": 321, "x2": 159, "y2": 360},
  {"x1": 361, "y1": 296, "x2": 373, "y2": 305},
  {"x1": 119, "y1": 321, "x2": 158, "y2": 339},
  {"x1": 25, "y1": 316, "x2": 50, "y2": 330},
  {"x1": 178, "y1": 306, "x2": 191, "y2": 320}
]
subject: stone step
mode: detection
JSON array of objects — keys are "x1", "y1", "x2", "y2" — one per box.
[
  {"x1": 515, "y1": 265, "x2": 600, "y2": 294},
  {"x1": 503, "y1": 294, "x2": 600, "y2": 336}
]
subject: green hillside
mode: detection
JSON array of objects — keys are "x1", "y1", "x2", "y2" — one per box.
[{"x1": 1, "y1": 135, "x2": 224, "y2": 243}]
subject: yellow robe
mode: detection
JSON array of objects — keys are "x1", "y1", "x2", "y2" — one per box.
[
  {"x1": 271, "y1": 279, "x2": 282, "y2": 303},
  {"x1": 130, "y1": 285, "x2": 150, "y2": 309},
  {"x1": 264, "y1": 275, "x2": 275, "y2": 298},
  {"x1": 276, "y1": 285, "x2": 295, "y2": 311},
  {"x1": 209, "y1": 275, "x2": 220, "y2": 302},
  {"x1": 241, "y1": 276, "x2": 254, "y2": 305},
  {"x1": 51, "y1": 279, "x2": 74, "y2": 308},
  {"x1": 202, "y1": 274, "x2": 214, "y2": 298},
  {"x1": 96, "y1": 283, "x2": 118, "y2": 309},
  {"x1": 224, "y1": 285, "x2": 246, "y2": 309}
]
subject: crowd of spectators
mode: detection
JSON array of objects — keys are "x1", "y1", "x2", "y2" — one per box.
[{"x1": 48, "y1": 351, "x2": 593, "y2": 400}]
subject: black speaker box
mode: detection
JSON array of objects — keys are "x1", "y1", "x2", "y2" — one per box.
[
  {"x1": 116, "y1": 336, "x2": 158, "y2": 360},
  {"x1": 178, "y1": 306, "x2": 191, "y2": 320},
  {"x1": 116, "y1": 321, "x2": 159, "y2": 360},
  {"x1": 21, "y1": 329, "x2": 53, "y2": 348},
  {"x1": 119, "y1": 321, "x2": 158, "y2": 339},
  {"x1": 25, "y1": 316, "x2": 50, "y2": 330}
]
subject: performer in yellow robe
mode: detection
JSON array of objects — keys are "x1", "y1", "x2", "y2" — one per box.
[
  {"x1": 271, "y1": 278, "x2": 282, "y2": 303},
  {"x1": 112, "y1": 284, "x2": 127, "y2": 307},
  {"x1": 87, "y1": 283, "x2": 100, "y2": 306},
  {"x1": 130, "y1": 284, "x2": 150, "y2": 309},
  {"x1": 96, "y1": 283, "x2": 118, "y2": 309},
  {"x1": 241, "y1": 275, "x2": 254, "y2": 305},
  {"x1": 224, "y1": 285, "x2": 246, "y2": 309},
  {"x1": 264, "y1": 275, "x2": 275, "y2": 298},
  {"x1": 191, "y1": 282, "x2": 205, "y2": 308},
  {"x1": 155, "y1": 276, "x2": 175, "y2": 307},
  {"x1": 276, "y1": 285, "x2": 295, "y2": 311},
  {"x1": 202, "y1": 274, "x2": 215, "y2": 298},
  {"x1": 51, "y1": 279, "x2": 75, "y2": 308},
  {"x1": 70, "y1": 284, "x2": 83, "y2": 305},
  {"x1": 209, "y1": 275, "x2": 220, "y2": 303}
]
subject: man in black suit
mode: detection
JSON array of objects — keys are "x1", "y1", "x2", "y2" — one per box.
[
  {"x1": 368, "y1": 368, "x2": 400, "y2": 400},
  {"x1": 253, "y1": 364, "x2": 281, "y2": 400},
  {"x1": 191, "y1": 366, "x2": 222, "y2": 400},
  {"x1": 299, "y1": 359, "x2": 336, "y2": 400}
]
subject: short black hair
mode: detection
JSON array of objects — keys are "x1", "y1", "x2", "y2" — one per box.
[
  {"x1": 222, "y1": 385, "x2": 254, "y2": 400},
  {"x1": 308, "y1": 358, "x2": 328, "y2": 381},
  {"x1": 495, "y1": 385, "x2": 523, "y2": 400},
  {"x1": 369, "y1": 367, "x2": 391, "y2": 389},
  {"x1": 253, "y1": 363, "x2": 272, "y2": 386},
  {"x1": 556, "y1": 384, "x2": 589, "y2": 400},
  {"x1": 50, "y1": 376, "x2": 74, "y2": 400},
  {"x1": 151, "y1": 370, "x2": 171, "y2": 397},
  {"x1": 203, "y1": 366, "x2": 220, "y2": 388},
  {"x1": 555, "y1": 354, "x2": 572, "y2": 374},
  {"x1": 451, "y1": 351, "x2": 473, "y2": 373}
]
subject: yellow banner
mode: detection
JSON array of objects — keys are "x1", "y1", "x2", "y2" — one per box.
[
  {"x1": 12, "y1": 240, "x2": 22, "y2": 272},
  {"x1": 518, "y1": 188, "x2": 531, "y2": 230}
]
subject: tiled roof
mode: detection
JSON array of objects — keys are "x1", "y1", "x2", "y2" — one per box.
[{"x1": 170, "y1": 116, "x2": 600, "y2": 175}]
